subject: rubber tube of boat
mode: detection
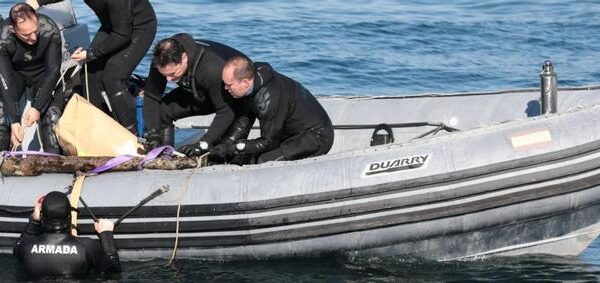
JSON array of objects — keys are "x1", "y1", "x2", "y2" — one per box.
[{"x1": 540, "y1": 60, "x2": 558, "y2": 114}]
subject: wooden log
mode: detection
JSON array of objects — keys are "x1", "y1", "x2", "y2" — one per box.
[{"x1": 0, "y1": 156, "x2": 201, "y2": 176}]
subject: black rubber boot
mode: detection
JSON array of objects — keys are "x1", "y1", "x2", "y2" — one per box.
[
  {"x1": 0, "y1": 101, "x2": 10, "y2": 151},
  {"x1": 40, "y1": 106, "x2": 62, "y2": 154},
  {"x1": 109, "y1": 89, "x2": 137, "y2": 136},
  {"x1": 0, "y1": 125, "x2": 10, "y2": 151}
]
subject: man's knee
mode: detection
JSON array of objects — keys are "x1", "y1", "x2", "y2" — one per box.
[
  {"x1": 101, "y1": 71, "x2": 129, "y2": 94},
  {"x1": 257, "y1": 148, "x2": 286, "y2": 164},
  {"x1": 280, "y1": 131, "x2": 324, "y2": 160}
]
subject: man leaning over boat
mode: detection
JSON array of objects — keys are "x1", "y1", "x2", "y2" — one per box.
[
  {"x1": 142, "y1": 33, "x2": 250, "y2": 156},
  {"x1": 211, "y1": 56, "x2": 334, "y2": 164},
  {"x1": 0, "y1": 3, "x2": 64, "y2": 153}
]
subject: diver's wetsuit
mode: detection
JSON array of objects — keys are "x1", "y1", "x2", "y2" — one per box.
[
  {"x1": 39, "y1": 0, "x2": 157, "y2": 132},
  {"x1": 143, "y1": 33, "x2": 247, "y2": 146},
  {"x1": 226, "y1": 63, "x2": 334, "y2": 163},
  {"x1": 0, "y1": 14, "x2": 62, "y2": 151},
  {"x1": 13, "y1": 217, "x2": 121, "y2": 278}
]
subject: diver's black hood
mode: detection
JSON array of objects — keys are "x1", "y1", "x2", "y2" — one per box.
[{"x1": 41, "y1": 191, "x2": 72, "y2": 232}]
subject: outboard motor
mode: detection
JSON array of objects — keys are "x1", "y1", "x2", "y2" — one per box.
[
  {"x1": 370, "y1": 124, "x2": 395, "y2": 146},
  {"x1": 540, "y1": 60, "x2": 558, "y2": 114}
]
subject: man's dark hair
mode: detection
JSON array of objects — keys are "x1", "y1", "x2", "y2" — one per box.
[
  {"x1": 225, "y1": 56, "x2": 255, "y2": 81},
  {"x1": 152, "y1": 38, "x2": 185, "y2": 68},
  {"x1": 9, "y1": 3, "x2": 37, "y2": 26}
]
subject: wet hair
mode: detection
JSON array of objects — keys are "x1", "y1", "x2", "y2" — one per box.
[
  {"x1": 225, "y1": 56, "x2": 255, "y2": 81},
  {"x1": 152, "y1": 38, "x2": 185, "y2": 68},
  {"x1": 8, "y1": 3, "x2": 37, "y2": 26}
]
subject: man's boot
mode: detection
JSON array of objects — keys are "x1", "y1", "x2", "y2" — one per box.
[
  {"x1": 40, "y1": 106, "x2": 62, "y2": 154},
  {"x1": 0, "y1": 125, "x2": 10, "y2": 151},
  {"x1": 162, "y1": 126, "x2": 175, "y2": 147}
]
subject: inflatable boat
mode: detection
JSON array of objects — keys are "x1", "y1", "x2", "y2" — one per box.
[
  {"x1": 2, "y1": 1, "x2": 600, "y2": 261},
  {"x1": 3, "y1": 83, "x2": 600, "y2": 261}
]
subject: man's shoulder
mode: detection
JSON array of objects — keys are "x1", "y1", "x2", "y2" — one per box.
[
  {"x1": 37, "y1": 14, "x2": 61, "y2": 39},
  {"x1": 0, "y1": 23, "x2": 15, "y2": 52}
]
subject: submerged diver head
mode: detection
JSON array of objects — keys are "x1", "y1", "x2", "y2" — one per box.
[{"x1": 41, "y1": 191, "x2": 73, "y2": 232}]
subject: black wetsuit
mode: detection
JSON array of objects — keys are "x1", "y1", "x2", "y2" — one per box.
[
  {"x1": 39, "y1": 0, "x2": 157, "y2": 132},
  {"x1": 143, "y1": 33, "x2": 247, "y2": 146},
  {"x1": 13, "y1": 217, "x2": 121, "y2": 278},
  {"x1": 226, "y1": 63, "x2": 334, "y2": 163},
  {"x1": 0, "y1": 14, "x2": 62, "y2": 151}
]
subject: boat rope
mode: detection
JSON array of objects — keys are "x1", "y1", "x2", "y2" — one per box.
[
  {"x1": 191, "y1": 122, "x2": 459, "y2": 132},
  {"x1": 69, "y1": 174, "x2": 86, "y2": 236},
  {"x1": 84, "y1": 62, "x2": 90, "y2": 101},
  {"x1": 167, "y1": 152, "x2": 208, "y2": 265}
]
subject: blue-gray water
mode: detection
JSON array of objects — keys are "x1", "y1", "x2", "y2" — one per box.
[{"x1": 2, "y1": 0, "x2": 600, "y2": 281}]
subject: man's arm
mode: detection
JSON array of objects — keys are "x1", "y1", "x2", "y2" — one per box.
[
  {"x1": 142, "y1": 65, "x2": 167, "y2": 132},
  {"x1": 0, "y1": 45, "x2": 25, "y2": 144},
  {"x1": 0, "y1": 48, "x2": 21, "y2": 123},
  {"x1": 197, "y1": 67, "x2": 235, "y2": 146},
  {"x1": 13, "y1": 195, "x2": 45, "y2": 261},
  {"x1": 92, "y1": 219, "x2": 121, "y2": 273},
  {"x1": 239, "y1": 88, "x2": 284, "y2": 156},
  {"x1": 31, "y1": 25, "x2": 62, "y2": 113}
]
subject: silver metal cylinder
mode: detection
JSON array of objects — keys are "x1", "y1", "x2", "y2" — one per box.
[{"x1": 540, "y1": 60, "x2": 558, "y2": 114}]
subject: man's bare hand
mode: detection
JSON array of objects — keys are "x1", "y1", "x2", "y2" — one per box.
[
  {"x1": 10, "y1": 123, "x2": 24, "y2": 146},
  {"x1": 32, "y1": 194, "x2": 44, "y2": 221},
  {"x1": 23, "y1": 108, "x2": 40, "y2": 128},
  {"x1": 94, "y1": 219, "x2": 115, "y2": 233},
  {"x1": 71, "y1": 47, "x2": 87, "y2": 62}
]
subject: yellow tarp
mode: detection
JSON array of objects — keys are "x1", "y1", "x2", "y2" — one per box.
[{"x1": 55, "y1": 94, "x2": 142, "y2": 157}]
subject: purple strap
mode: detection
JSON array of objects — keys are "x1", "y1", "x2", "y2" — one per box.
[
  {"x1": 89, "y1": 155, "x2": 136, "y2": 174},
  {"x1": 138, "y1": 146, "x2": 175, "y2": 170}
]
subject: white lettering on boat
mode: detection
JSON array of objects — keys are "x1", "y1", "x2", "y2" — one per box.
[
  {"x1": 30, "y1": 244, "x2": 78, "y2": 255},
  {"x1": 363, "y1": 154, "x2": 431, "y2": 177}
]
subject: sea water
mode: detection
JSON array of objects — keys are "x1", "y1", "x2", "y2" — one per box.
[{"x1": 1, "y1": 0, "x2": 600, "y2": 281}]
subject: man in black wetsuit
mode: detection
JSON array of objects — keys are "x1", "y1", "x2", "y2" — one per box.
[
  {"x1": 31, "y1": 0, "x2": 157, "y2": 135},
  {"x1": 143, "y1": 33, "x2": 248, "y2": 155},
  {"x1": 0, "y1": 3, "x2": 62, "y2": 152},
  {"x1": 211, "y1": 56, "x2": 334, "y2": 163},
  {"x1": 13, "y1": 191, "x2": 121, "y2": 278}
]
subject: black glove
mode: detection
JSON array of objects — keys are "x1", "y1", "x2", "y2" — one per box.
[
  {"x1": 178, "y1": 141, "x2": 211, "y2": 157},
  {"x1": 141, "y1": 129, "x2": 162, "y2": 152},
  {"x1": 210, "y1": 140, "x2": 237, "y2": 160}
]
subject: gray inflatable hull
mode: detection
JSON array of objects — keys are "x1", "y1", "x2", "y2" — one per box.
[{"x1": 3, "y1": 86, "x2": 600, "y2": 261}]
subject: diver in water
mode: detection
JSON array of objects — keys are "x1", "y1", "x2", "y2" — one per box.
[
  {"x1": 13, "y1": 191, "x2": 121, "y2": 278},
  {"x1": 142, "y1": 33, "x2": 249, "y2": 155},
  {"x1": 0, "y1": 3, "x2": 63, "y2": 153},
  {"x1": 30, "y1": 0, "x2": 157, "y2": 135},
  {"x1": 211, "y1": 56, "x2": 334, "y2": 164}
]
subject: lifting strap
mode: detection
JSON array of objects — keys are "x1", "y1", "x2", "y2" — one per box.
[{"x1": 69, "y1": 175, "x2": 86, "y2": 236}]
